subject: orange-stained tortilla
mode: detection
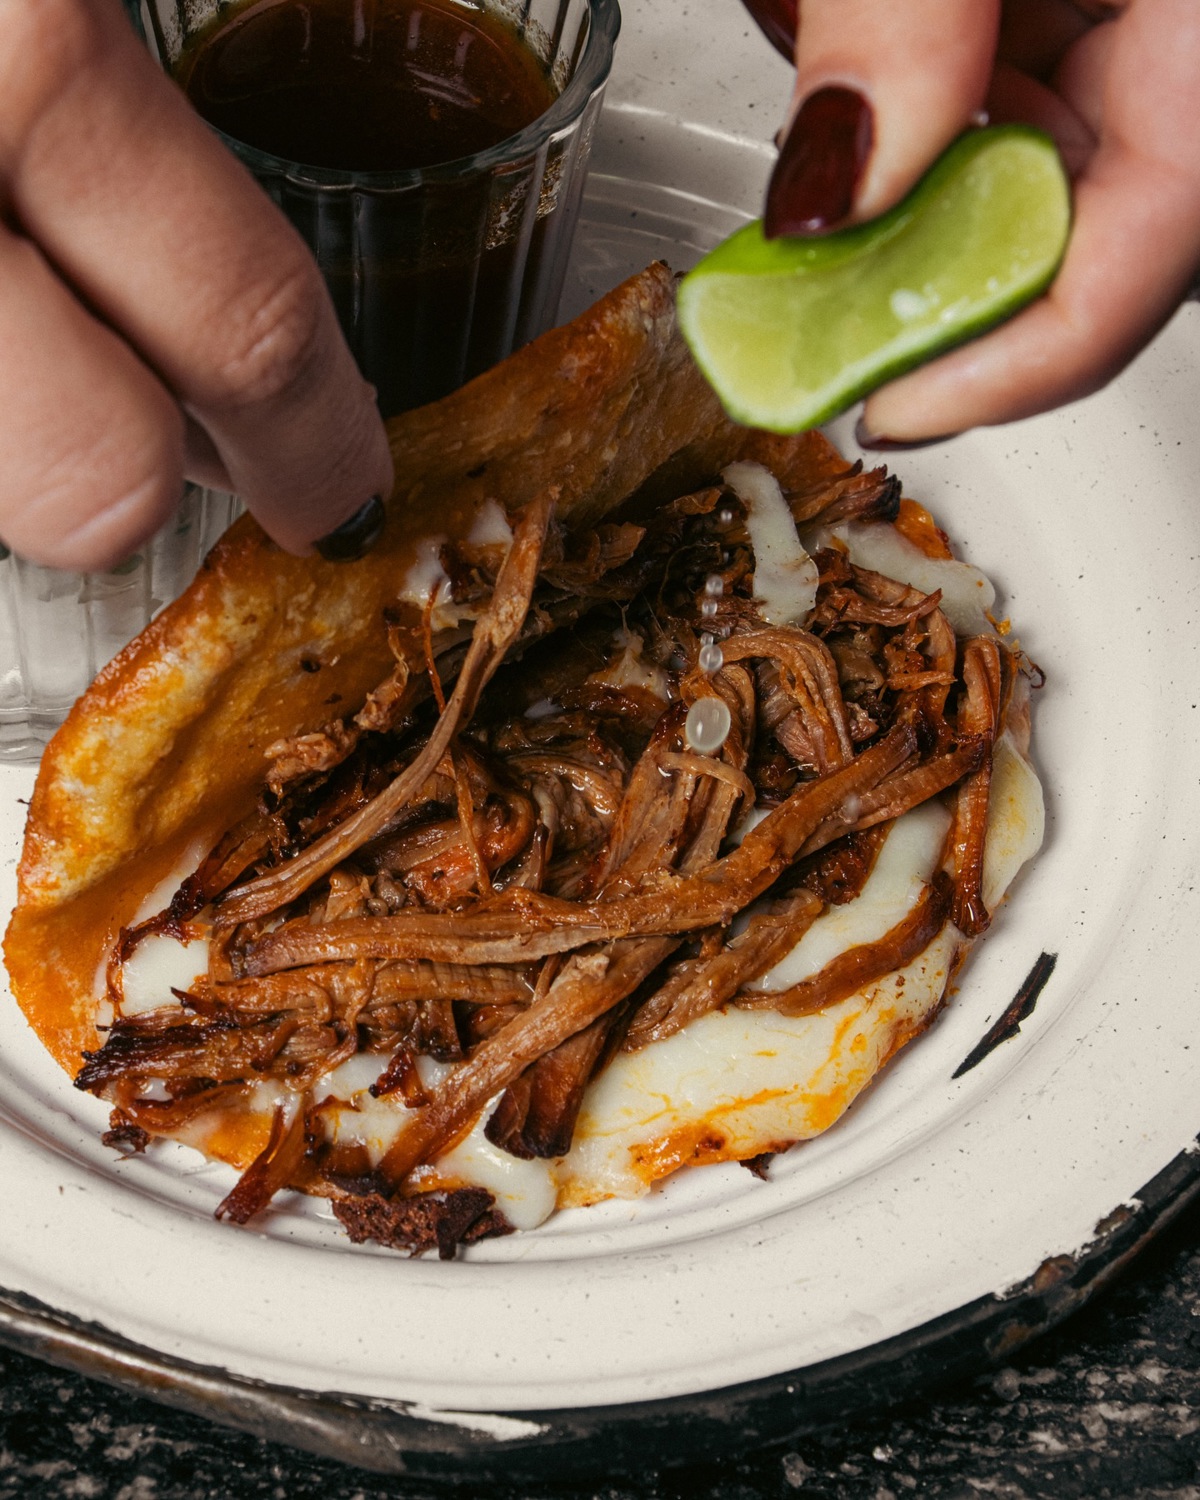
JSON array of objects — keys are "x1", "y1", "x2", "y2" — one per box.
[
  {"x1": 892, "y1": 497, "x2": 954, "y2": 559},
  {"x1": 4, "y1": 263, "x2": 852, "y2": 1099},
  {"x1": 6, "y1": 265, "x2": 1045, "y2": 1236}
]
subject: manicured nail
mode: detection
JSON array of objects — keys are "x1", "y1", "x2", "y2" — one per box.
[
  {"x1": 765, "y1": 87, "x2": 874, "y2": 239},
  {"x1": 315, "y1": 496, "x2": 385, "y2": 562},
  {"x1": 738, "y1": 0, "x2": 797, "y2": 61},
  {"x1": 854, "y1": 418, "x2": 958, "y2": 452}
]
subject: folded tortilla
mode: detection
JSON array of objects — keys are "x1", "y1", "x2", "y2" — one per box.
[{"x1": 4, "y1": 263, "x2": 1043, "y2": 1245}]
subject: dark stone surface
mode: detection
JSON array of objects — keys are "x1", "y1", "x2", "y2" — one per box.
[{"x1": 2, "y1": 1193, "x2": 1198, "y2": 1500}]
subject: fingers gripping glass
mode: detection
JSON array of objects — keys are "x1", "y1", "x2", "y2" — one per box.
[
  {"x1": 128, "y1": 0, "x2": 620, "y2": 418},
  {"x1": 0, "y1": 0, "x2": 617, "y2": 757}
]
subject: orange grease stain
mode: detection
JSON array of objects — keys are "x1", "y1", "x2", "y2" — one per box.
[
  {"x1": 893, "y1": 498, "x2": 953, "y2": 559},
  {"x1": 199, "y1": 1108, "x2": 274, "y2": 1169},
  {"x1": 799, "y1": 1086, "x2": 850, "y2": 1134},
  {"x1": 628, "y1": 1084, "x2": 797, "y2": 1183}
]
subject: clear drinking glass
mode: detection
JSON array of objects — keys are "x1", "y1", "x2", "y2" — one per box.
[
  {"x1": 0, "y1": 491, "x2": 241, "y2": 759},
  {"x1": 0, "y1": 0, "x2": 617, "y2": 759},
  {"x1": 130, "y1": 0, "x2": 620, "y2": 417}
]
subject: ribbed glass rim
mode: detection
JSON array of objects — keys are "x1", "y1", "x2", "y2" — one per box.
[{"x1": 197, "y1": 0, "x2": 622, "y2": 190}]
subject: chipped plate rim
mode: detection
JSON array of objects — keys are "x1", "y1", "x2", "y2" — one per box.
[{"x1": 3, "y1": 0, "x2": 1200, "y2": 1474}]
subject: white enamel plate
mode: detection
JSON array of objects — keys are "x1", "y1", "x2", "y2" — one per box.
[{"x1": 1, "y1": 1, "x2": 1197, "y2": 1478}]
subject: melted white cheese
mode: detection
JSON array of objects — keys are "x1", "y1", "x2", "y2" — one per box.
[
  {"x1": 558, "y1": 924, "x2": 964, "y2": 1205},
  {"x1": 398, "y1": 508, "x2": 513, "y2": 635},
  {"x1": 983, "y1": 732, "x2": 1044, "y2": 911},
  {"x1": 587, "y1": 627, "x2": 671, "y2": 700},
  {"x1": 93, "y1": 841, "x2": 213, "y2": 1009},
  {"x1": 317, "y1": 1051, "x2": 390, "y2": 1101},
  {"x1": 129, "y1": 836, "x2": 212, "y2": 924},
  {"x1": 119, "y1": 932, "x2": 210, "y2": 1017},
  {"x1": 316, "y1": 1053, "x2": 557, "y2": 1231},
  {"x1": 434, "y1": 1113, "x2": 559, "y2": 1231},
  {"x1": 748, "y1": 798, "x2": 950, "y2": 993},
  {"x1": 400, "y1": 535, "x2": 453, "y2": 611},
  {"x1": 724, "y1": 461, "x2": 819, "y2": 625},
  {"x1": 833, "y1": 520, "x2": 996, "y2": 636},
  {"x1": 728, "y1": 806, "x2": 771, "y2": 846},
  {"x1": 467, "y1": 498, "x2": 514, "y2": 551},
  {"x1": 524, "y1": 697, "x2": 561, "y2": 720}
]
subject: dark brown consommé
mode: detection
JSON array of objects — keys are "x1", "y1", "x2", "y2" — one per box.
[
  {"x1": 176, "y1": 0, "x2": 557, "y2": 172},
  {"x1": 175, "y1": 0, "x2": 572, "y2": 417}
]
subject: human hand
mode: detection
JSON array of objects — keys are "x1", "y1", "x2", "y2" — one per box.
[
  {"x1": 0, "y1": 0, "x2": 394, "y2": 571},
  {"x1": 741, "y1": 0, "x2": 1200, "y2": 446}
]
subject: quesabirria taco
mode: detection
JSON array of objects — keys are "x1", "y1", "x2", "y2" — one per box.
[{"x1": 5, "y1": 264, "x2": 1043, "y2": 1257}]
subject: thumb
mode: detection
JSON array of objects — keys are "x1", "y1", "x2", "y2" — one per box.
[{"x1": 765, "y1": 0, "x2": 1000, "y2": 236}]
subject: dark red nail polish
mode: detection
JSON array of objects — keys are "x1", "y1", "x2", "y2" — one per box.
[
  {"x1": 315, "y1": 495, "x2": 386, "y2": 562},
  {"x1": 854, "y1": 418, "x2": 958, "y2": 452},
  {"x1": 765, "y1": 87, "x2": 873, "y2": 239},
  {"x1": 738, "y1": 0, "x2": 797, "y2": 61}
]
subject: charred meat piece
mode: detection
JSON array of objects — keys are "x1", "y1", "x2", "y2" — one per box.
[{"x1": 332, "y1": 1187, "x2": 514, "y2": 1259}]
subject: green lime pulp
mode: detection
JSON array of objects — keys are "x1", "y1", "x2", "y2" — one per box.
[{"x1": 677, "y1": 125, "x2": 1071, "y2": 433}]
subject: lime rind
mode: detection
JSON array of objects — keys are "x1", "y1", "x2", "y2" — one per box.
[{"x1": 678, "y1": 125, "x2": 1071, "y2": 434}]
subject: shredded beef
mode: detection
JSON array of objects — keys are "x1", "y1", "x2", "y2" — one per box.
[
  {"x1": 101, "y1": 1113, "x2": 150, "y2": 1156},
  {"x1": 79, "y1": 459, "x2": 1027, "y2": 1239},
  {"x1": 740, "y1": 1152, "x2": 775, "y2": 1180},
  {"x1": 331, "y1": 1187, "x2": 514, "y2": 1259}
]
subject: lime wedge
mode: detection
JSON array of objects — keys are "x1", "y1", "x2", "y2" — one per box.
[{"x1": 677, "y1": 125, "x2": 1071, "y2": 433}]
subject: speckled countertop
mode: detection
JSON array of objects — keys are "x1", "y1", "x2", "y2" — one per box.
[{"x1": 2, "y1": 1194, "x2": 1197, "y2": 1500}]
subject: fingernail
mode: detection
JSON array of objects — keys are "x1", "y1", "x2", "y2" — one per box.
[
  {"x1": 315, "y1": 496, "x2": 386, "y2": 562},
  {"x1": 765, "y1": 87, "x2": 874, "y2": 239},
  {"x1": 738, "y1": 0, "x2": 797, "y2": 61},
  {"x1": 854, "y1": 418, "x2": 958, "y2": 452}
]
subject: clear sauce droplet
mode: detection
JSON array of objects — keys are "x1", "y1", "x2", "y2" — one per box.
[
  {"x1": 698, "y1": 634, "x2": 724, "y2": 674},
  {"x1": 700, "y1": 598, "x2": 719, "y2": 618},
  {"x1": 685, "y1": 697, "x2": 732, "y2": 755}
]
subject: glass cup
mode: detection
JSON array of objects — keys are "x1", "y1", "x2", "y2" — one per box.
[
  {"x1": 0, "y1": 0, "x2": 618, "y2": 759},
  {"x1": 0, "y1": 492, "x2": 242, "y2": 759},
  {"x1": 131, "y1": 0, "x2": 621, "y2": 418}
]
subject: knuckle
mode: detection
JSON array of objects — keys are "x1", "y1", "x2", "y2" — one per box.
[
  {"x1": 57, "y1": 476, "x2": 178, "y2": 572},
  {"x1": 8, "y1": 409, "x2": 182, "y2": 571},
  {"x1": 208, "y1": 261, "x2": 329, "y2": 411}
]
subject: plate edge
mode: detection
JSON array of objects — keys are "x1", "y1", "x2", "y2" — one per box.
[{"x1": 2, "y1": 1132, "x2": 1197, "y2": 1483}]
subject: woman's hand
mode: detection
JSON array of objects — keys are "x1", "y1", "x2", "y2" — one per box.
[
  {"x1": 744, "y1": 0, "x2": 1200, "y2": 446},
  {"x1": 0, "y1": 0, "x2": 394, "y2": 570}
]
